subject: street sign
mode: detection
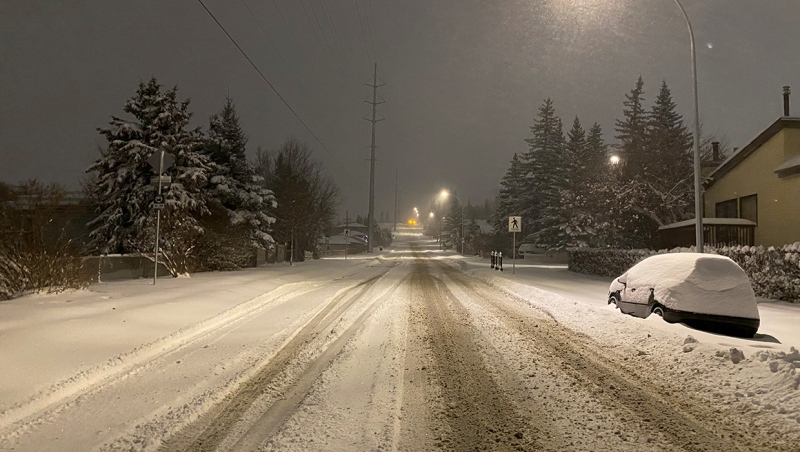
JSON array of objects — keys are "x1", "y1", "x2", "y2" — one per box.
[
  {"x1": 153, "y1": 194, "x2": 164, "y2": 210},
  {"x1": 508, "y1": 216, "x2": 522, "y2": 233},
  {"x1": 147, "y1": 151, "x2": 175, "y2": 172},
  {"x1": 150, "y1": 175, "x2": 172, "y2": 187}
]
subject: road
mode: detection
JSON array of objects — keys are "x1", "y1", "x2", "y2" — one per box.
[{"x1": 1, "y1": 227, "x2": 797, "y2": 451}]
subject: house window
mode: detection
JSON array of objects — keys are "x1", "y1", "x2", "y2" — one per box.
[
  {"x1": 715, "y1": 199, "x2": 738, "y2": 218},
  {"x1": 740, "y1": 194, "x2": 758, "y2": 224}
]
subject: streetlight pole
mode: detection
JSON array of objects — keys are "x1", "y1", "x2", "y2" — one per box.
[{"x1": 673, "y1": 0, "x2": 704, "y2": 253}]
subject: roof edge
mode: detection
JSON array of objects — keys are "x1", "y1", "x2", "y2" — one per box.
[{"x1": 705, "y1": 117, "x2": 800, "y2": 189}]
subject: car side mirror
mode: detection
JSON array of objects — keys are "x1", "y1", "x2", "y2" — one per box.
[{"x1": 618, "y1": 273, "x2": 628, "y2": 286}]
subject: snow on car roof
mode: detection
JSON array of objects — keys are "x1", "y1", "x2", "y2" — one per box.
[{"x1": 625, "y1": 253, "x2": 759, "y2": 319}]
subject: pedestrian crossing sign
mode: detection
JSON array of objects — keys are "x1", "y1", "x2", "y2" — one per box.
[{"x1": 508, "y1": 216, "x2": 521, "y2": 233}]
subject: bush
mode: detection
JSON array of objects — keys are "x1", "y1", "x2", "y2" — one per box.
[
  {"x1": 0, "y1": 181, "x2": 90, "y2": 299},
  {"x1": 568, "y1": 243, "x2": 800, "y2": 303}
]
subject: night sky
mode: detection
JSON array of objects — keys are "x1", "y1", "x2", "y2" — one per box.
[{"x1": 1, "y1": 0, "x2": 798, "y2": 221}]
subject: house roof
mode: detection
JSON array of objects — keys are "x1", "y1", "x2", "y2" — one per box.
[
  {"x1": 335, "y1": 222, "x2": 367, "y2": 228},
  {"x1": 705, "y1": 117, "x2": 800, "y2": 188},
  {"x1": 658, "y1": 218, "x2": 757, "y2": 231}
]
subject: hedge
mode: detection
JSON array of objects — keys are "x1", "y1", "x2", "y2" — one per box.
[{"x1": 568, "y1": 243, "x2": 800, "y2": 303}]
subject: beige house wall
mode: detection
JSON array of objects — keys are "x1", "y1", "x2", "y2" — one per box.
[{"x1": 704, "y1": 128, "x2": 800, "y2": 247}]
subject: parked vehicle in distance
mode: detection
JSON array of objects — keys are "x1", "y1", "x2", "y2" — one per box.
[{"x1": 607, "y1": 253, "x2": 760, "y2": 337}]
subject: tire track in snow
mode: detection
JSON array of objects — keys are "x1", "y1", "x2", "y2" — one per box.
[
  {"x1": 400, "y1": 260, "x2": 543, "y2": 450},
  {"x1": 439, "y1": 262, "x2": 756, "y2": 452},
  {"x1": 0, "y1": 281, "x2": 319, "y2": 442},
  {"x1": 160, "y1": 263, "x2": 403, "y2": 451}
]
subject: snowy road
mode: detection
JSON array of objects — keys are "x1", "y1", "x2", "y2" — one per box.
[{"x1": 2, "y1": 228, "x2": 800, "y2": 451}]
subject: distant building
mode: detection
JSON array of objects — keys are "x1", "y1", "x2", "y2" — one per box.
[{"x1": 703, "y1": 87, "x2": 799, "y2": 247}]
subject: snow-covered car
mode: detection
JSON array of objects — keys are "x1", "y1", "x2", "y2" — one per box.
[{"x1": 607, "y1": 253, "x2": 760, "y2": 337}]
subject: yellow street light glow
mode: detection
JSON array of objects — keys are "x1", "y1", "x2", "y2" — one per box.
[{"x1": 610, "y1": 155, "x2": 620, "y2": 165}]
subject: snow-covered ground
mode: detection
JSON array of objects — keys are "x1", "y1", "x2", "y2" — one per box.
[{"x1": 2, "y1": 228, "x2": 800, "y2": 450}]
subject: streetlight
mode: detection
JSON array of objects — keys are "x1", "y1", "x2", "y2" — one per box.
[
  {"x1": 439, "y1": 189, "x2": 465, "y2": 255},
  {"x1": 609, "y1": 154, "x2": 620, "y2": 165},
  {"x1": 672, "y1": 0, "x2": 704, "y2": 253}
]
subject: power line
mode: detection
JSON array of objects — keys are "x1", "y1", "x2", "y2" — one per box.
[
  {"x1": 240, "y1": 0, "x2": 312, "y2": 100},
  {"x1": 320, "y1": 0, "x2": 360, "y2": 89},
  {"x1": 270, "y1": 0, "x2": 308, "y2": 61},
  {"x1": 299, "y1": 0, "x2": 356, "y2": 107},
  {"x1": 196, "y1": 0, "x2": 342, "y2": 167},
  {"x1": 305, "y1": 0, "x2": 360, "y2": 108},
  {"x1": 332, "y1": 1, "x2": 363, "y2": 72},
  {"x1": 353, "y1": 0, "x2": 372, "y2": 64},
  {"x1": 364, "y1": 0, "x2": 380, "y2": 64}
]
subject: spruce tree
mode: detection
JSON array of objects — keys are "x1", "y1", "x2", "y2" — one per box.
[
  {"x1": 615, "y1": 76, "x2": 649, "y2": 180},
  {"x1": 585, "y1": 123, "x2": 609, "y2": 184},
  {"x1": 87, "y1": 78, "x2": 209, "y2": 275},
  {"x1": 203, "y1": 98, "x2": 276, "y2": 249},
  {"x1": 645, "y1": 81, "x2": 693, "y2": 225},
  {"x1": 493, "y1": 154, "x2": 524, "y2": 233},
  {"x1": 523, "y1": 99, "x2": 566, "y2": 249},
  {"x1": 565, "y1": 116, "x2": 586, "y2": 192}
]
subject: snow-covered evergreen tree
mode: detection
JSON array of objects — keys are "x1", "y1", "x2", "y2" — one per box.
[
  {"x1": 443, "y1": 197, "x2": 463, "y2": 249},
  {"x1": 522, "y1": 99, "x2": 566, "y2": 249},
  {"x1": 203, "y1": 98, "x2": 276, "y2": 249},
  {"x1": 643, "y1": 81, "x2": 694, "y2": 225},
  {"x1": 493, "y1": 153, "x2": 524, "y2": 233},
  {"x1": 86, "y1": 78, "x2": 209, "y2": 276},
  {"x1": 615, "y1": 76, "x2": 649, "y2": 180}
]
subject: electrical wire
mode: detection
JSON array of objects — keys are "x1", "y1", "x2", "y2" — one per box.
[
  {"x1": 196, "y1": 0, "x2": 345, "y2": 170},
  {"x1": 240, "y1": 0, "x2": 312, "y2": 100}
]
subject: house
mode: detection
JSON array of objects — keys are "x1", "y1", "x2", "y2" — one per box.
[{"x1": 703, "y1": 87, "x2": 800, "y2": 247}]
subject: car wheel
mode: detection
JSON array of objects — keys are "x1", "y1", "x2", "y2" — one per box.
[
  {"x1": 608, "y1": 293, "x2": 619, "y2": 308},
  {"x1": 652, "y1": 306, "x2": 664, "y2": 317}
]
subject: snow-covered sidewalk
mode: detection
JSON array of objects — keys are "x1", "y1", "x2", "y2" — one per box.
[
  {"x1": 460, "y1": 254, "x2": 800, "y2": 438},
  {"x1": 0, "y1": 259, "x2": 374, "y2": 424}
]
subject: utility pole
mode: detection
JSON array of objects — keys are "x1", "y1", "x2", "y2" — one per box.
[
  {"x1": 393, "y1": 169, "x2": 398, "y2": 232},
  {"x1": 364, "y1": 63, "x2": 384, "y2": 253}
]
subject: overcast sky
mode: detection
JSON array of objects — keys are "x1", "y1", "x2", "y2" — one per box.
[{"x1": 2, "y1": 0, "x2": 798, "y2": 222}]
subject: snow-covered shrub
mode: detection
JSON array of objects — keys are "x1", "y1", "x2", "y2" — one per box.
[
  {"x1": 568, "y1": 243, "x2": 800, "y2": 302},
  {"x1": 715, "y1": 243, "x2": 800, "y2": 302},
  {"x1": 567, "y1": 248, "x2": 656, "y2": 278},
  {"x1": 0, "y1": 181, "x2": 89, "y2": 299}
]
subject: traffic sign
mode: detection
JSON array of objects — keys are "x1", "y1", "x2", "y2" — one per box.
[
  {"x1": 150, "y1": 175, "x2": 172, "y2": 187},
  {"x1": 508, "y1": 216, "x2": 522, "y2": 233},
  {"x1": 153, "y1": 195, "x2": 165, "y2": 210},
  {"x1": 147, "y1": 151, "x2": 175, "y2": 172}
]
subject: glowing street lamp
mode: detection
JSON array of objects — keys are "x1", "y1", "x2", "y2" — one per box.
[{"x1": 609, "y1": 154, "x2": 620, "y2": 165}]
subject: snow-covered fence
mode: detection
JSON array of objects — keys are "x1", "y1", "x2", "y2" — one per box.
[{"x1": 568, "y1": 243, "x2": 800, "y2": 303}]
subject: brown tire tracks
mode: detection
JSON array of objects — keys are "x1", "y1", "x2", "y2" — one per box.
[{"x1": 438, "y1": 261, "x2": 775, "y2": 452}]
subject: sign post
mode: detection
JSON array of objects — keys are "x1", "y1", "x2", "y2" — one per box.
[
  {"x1": 147, "y1": 149, "x2": 174, "y2": 285},
  {"x1": 508, "y1": 216, "x2": 521, "y2": 274}
]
